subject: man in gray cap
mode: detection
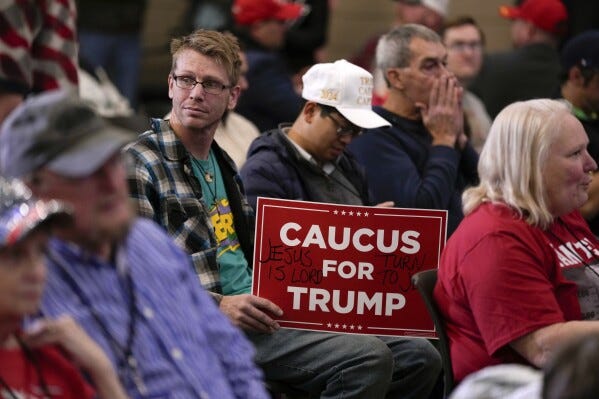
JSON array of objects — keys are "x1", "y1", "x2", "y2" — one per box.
[
  {"x1": 559, "y1": 30, "x2": 599, "y2": 235},
  {"x1": 0, "y1": 89, "x2": 269, "y2": 399}
]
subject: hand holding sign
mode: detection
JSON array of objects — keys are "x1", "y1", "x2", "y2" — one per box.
[{"x1": 220, "y1": 294, "x2": 283, "y2": 333}]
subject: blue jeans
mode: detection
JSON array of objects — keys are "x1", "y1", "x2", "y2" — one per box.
[
  {"x1": 248, "y1": 329, "x2": 442, "y2": 398},
  {"x1": 78, "y1": 30, "x2": 141, "y2": 108}
]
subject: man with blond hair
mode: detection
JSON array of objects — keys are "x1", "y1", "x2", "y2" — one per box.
[{"x1": 127, "y1": 29, "x2": 442, "y2": 398}]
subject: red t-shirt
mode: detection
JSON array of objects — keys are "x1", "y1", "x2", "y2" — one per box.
[
  {"x1": 0, "y1": 344, "x2": 95, "y2": 398},
  {"x1": 434, "y1": 203, "x2": 599, "y2": 382}
]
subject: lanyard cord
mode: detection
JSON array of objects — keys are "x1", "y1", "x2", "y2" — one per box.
[
  {"x1": 192, "y1": 151, "x2": 219, "y2": 202},
  {"x1": 45, "y1": 250, "x2": 143, "y2": 391},
  {"x1": 0, "y1": 335, "x2": 52, "y2": 398},
  {"x1": 546, "y1": 218, "x2": 599, "y2": 280}
]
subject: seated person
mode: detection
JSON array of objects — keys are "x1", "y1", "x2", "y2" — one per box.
[
  {"x1": 126, "y1": 29, "x2": 442, "y2": 398},
  {"x1": 441, "y1": 16, "x2": 492, "y2": 153},
  {"x1": 231, "y1": 0, "x2": 305, "y2": 131},
  {"x1": 0, "y1": 178, "x2": 127, "y2": 399},
  {"x1": 240, "y1": 59, "x2": 392, "y2": 208},
  {"x1": 0, "y1": 90, "x2": 268, "y2": 399},
  {"x1": 434, "y1": 99, "x2": 599, "y2": 383},
  {"x1": 348, "y1": 24, "x2": 479, "y2": 237}
]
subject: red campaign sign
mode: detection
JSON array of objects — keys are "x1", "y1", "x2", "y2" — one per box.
[{"x1": 252, "y1": 197, "x2": 447, "y2": 338}]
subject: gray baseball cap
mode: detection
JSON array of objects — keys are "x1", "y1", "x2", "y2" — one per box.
[{"x1": 0, "y1": 90, "x2": 134, "y2": 178}]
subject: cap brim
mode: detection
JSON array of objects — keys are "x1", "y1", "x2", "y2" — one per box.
[
  {"x1": 336, "y1": 107, "x2": 391, "y2": 129},
  {"x1": 46, "y1": 126, "x2": 133, "y2": 178},
  {"x1": 499, "y1": 5, "x2": 521, "y2": 20},
  {"x1": 274, "y1": 3, "x2": 304, "y2": 21},
  {"x1": 0, "y1": 199, "x2": 71, "y2": 247}
]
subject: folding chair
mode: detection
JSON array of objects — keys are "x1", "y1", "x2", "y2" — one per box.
[{"x1": 411, "y1": 269, "x2": 455, "y2": 397}]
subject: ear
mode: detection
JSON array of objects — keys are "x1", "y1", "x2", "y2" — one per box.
[
  {"x1": 568, "y1": 66, "x2": 585, "y2": 87},
  {"x1": 386, "y1": 68, "x2": 404, "y2": 90},
  {"x1": 302, "y1": 101, "x2": 318, "y2": 123},
  {"x1": 249, "y1": 23, "x2": 264, "y2": 41},
  {"x1": 168, "y1": 74, "x2": 174, "y2": 100},
  {"x1": 227, "y1": 85, "x2": 241, "y2": 110},
  {"x1": 524, "y1": 21, "x2": 538, "y2": 40}
]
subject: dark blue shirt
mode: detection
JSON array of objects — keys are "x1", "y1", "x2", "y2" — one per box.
[{"x1": 348, "y1": 106, "x2": 479, "y2": 236}]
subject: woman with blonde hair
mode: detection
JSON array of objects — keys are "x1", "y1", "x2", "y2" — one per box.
[{"x1": 434, "y1": 99, "x2": 599, "y2": 384}]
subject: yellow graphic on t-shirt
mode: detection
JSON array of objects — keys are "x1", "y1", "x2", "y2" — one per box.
[{"x1": 209, "y1": 198, "x2": 241, "y2": 256}]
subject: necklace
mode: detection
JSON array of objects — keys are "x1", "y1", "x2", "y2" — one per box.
[
  {"x1": 192, "y1": 151, "x2": 220, "y2": 212},
  {"x1": 46, "y1": 249, "x2": 147, "y2": 395},
  {"x1": 0, "y1": 335, "x2": 51, "y2": 399},
  {"x1": 197, "y1": 163, "x2": 214, "y2": 183},
  {"x1": 194, "y1": 151, "x2": 216, "y2": 184}
]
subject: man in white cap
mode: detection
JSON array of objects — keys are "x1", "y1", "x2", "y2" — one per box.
[
  {"x1": 393, "y1": 0, "x2": 449, "y2": 33},
  {"x1": 240, "y1": 60, "x2": 444, "y2": 398},
  {"x1": 127, "y1": 29, "x2": 443, "y2": 398},
  {"x1": 240, "y1": 59, "x2": 392, "y2": 208}
]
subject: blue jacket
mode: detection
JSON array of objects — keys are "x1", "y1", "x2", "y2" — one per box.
[
  {"x1": 240, "y1": 128, "x2": 372, "y2": 210},
  {"x1": 235, "y1": 50, "x2": 304, "y2": 132},
  {"x1": 348, "y1": 107, "x2": 479, "y2": 236}
]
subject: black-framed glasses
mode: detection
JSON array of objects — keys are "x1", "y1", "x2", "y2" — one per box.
[
  {"x1": 326, "y1": 113, "x2": 363, "y2": 137},
  {"x1": 172, "y1": 75, "x2": 232, "y2": 94}
]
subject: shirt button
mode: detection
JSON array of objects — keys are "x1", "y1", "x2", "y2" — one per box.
[
  {"x1": 171, "y1": 348, "x2": 183, "y2": 360},
  {"x1": 143, "y1": 307, "x2": 154, "y2": 319}
]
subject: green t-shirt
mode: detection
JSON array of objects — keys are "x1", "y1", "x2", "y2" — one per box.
[{"x1": 190, "y1": 150, "x2": 252, "y2": 295}]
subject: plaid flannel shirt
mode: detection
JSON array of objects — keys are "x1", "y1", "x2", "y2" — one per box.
[{"x1": 125, "y1": 118, "x2": 255, "y2": 301}]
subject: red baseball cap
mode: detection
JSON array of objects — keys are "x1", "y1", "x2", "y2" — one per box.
[
  {"x1": 233, "y1": 0, "x2": 304, "y2": 26},
  {"x1": 499, "y1": 0, "x2": 568, "y2": 35}
]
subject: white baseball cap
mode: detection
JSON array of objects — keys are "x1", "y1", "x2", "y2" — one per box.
[
  {"x1": 398, "y1": 0, "x2": 449, "y2": 17},
  {"x1": 421, "y1": 0, "x2": 449, "y2": 17},
  {"x1": 301, "y1": 59, "x2": 391, "y2": 129}
]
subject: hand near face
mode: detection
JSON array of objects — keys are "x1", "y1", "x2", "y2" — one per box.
[
  {"x1": 416, "y1": 74, "x2": 464, "y2": 148},
  {"x1": 220, "y1": 294, "x2": 283, "y2": 333}
]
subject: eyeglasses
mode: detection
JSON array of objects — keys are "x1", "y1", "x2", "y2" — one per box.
[
  {"x1": 172, "y1": 75, "x2": 232, "y2": 94},
  {"x1": 326, "y1": 114, "x2": 363, "y2": 137},
  {"x1": 446, "y1": 41, "x2": 483, "y2": 52}
]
